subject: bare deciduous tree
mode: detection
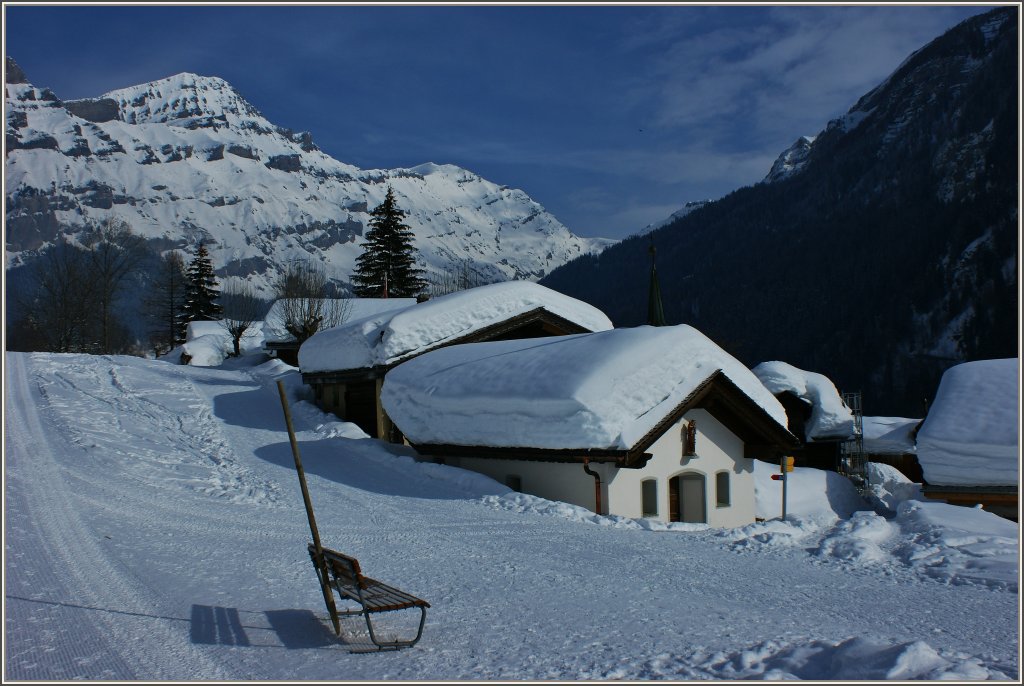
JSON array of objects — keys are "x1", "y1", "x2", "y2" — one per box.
[
  {"x1": 273, "y1": 260, "x2": 351, "y2": 343},
  {"x1": 20, "y1": 241, "x2": 98, "y2": 352},
  {"x1": 81, "y1": 218, "x2": 148, "y2": 353},
  {"x1": 220, "y1": 281, "x2": 269, "y2": 357},
  {"x1": 144, "y1": 251, "x2": 189, "y2": 356},
  {"x1": 427, "y1": 259, "x2": 492, "y2": 297}
]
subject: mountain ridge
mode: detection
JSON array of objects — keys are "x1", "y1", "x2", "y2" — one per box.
[{"x1": 5, "y1": 61, "x2": 613, "y2": 296}]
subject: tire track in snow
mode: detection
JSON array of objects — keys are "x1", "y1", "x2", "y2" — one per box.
[{"x1": 5, "y1": 353, "x2": 230, "y2": 680}]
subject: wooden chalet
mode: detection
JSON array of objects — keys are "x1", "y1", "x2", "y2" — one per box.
[
  {"x1": 380, "y1": 325, "x2": 799, "y2": 527},
  {"x1": 298, "y1": 282, "x2": 614, "y2": 440}
]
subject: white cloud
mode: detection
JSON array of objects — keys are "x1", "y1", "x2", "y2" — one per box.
[{"x1": 633, "y1": 6, "x2": 991, "y2": 145}]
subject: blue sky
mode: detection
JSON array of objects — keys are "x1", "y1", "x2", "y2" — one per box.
[{"x1": 4, "y1": 3, "x2": 995, "y2": 239}]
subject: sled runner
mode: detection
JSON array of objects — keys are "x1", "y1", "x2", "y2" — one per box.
[{"x1": 307, "y1": 544, "x2": 430, "y2": 650}]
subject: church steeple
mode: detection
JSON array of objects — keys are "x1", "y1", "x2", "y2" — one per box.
[{"x1": 647, "y1": 237, "x2": 666, "y2": 327}]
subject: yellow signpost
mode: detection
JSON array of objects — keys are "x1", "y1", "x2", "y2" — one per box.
[{"x1": 780, "y1": 456, "x2": 794, "y2": 520}]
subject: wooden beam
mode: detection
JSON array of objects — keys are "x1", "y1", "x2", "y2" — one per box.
[{"x1": 375, "y1": 377, "x2": 392, "y2": 441}]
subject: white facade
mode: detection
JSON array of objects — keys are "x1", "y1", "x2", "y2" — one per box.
[
  {"x1": 445, "y1": 409, "x2": 757, "y2": 528},
  {"x1": 607, "y1": 409, "x2": 756, "y2": 528}
]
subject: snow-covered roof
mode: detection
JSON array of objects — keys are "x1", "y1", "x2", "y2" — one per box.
[
  {"x1": 298, "y1": 281, "x2": 613, "y2": 373},
  {"x1": 381, "y1": 324, "x2": 791, "y2": 452},
  {"x1": 751, "y1": 361, "x2": 855, "y2": 441},
  {"x1": 916, "y1": 358, "x2": 1019, "y2": 487},
  {"x1": 862, "y1": 416, "x2": 921, "y2": 455},
  {"x1": 263, "y1": 297, "x2": 416, "y2": 344}
]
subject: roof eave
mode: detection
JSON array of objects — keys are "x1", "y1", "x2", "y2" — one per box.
[
  {"x1": 410, "y1": 443, "x2": 645, "y2": 467},
  {"x1": 629, "y1": 370, "x2": 800, "y2": 457}
]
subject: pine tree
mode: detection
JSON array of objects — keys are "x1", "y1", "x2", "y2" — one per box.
[
  {"x1": 352, "y1": 187, "x2": 426, "y2": 297},
  {"x1": 179, "y1": 242, "x2": 221, "y2": 338}
]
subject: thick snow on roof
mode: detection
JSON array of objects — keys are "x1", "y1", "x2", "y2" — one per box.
[
  {"x1": 381, "y1": 324, "x2": 789, "y2": 451},
  {"x1": 299, "y1": 281, "x2": 613, "y2": 372},
  {"x1": 916, "y1": 358, "x2": 1019, "y2": 487},
  {"x1": 752, "y1": 361, "x2": 855, "y2": 441},
  {"x1": 862, "y1": 416, "x2": 920, "y2": 455},
  {"x1": 263, "y1": 298, "x2": 415, "y2": 344}
]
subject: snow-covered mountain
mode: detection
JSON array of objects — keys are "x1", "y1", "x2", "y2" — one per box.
[
  {"x1": 763, "y1": 135, "x2": 816, "y2": 183},
  {"x1": 4, "y1": 60, "x2": 612, "y2": 295}
]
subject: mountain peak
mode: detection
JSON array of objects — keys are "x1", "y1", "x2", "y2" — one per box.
[
  {"x1": 763, "y1": 135, "x2": 816, "y2": 183},
  {"x1": 5, "y1": 56, "x2": 28, "y2": 84},
  {"x1": 100, "y1": 71, "x2": 265, "y2": 127}
]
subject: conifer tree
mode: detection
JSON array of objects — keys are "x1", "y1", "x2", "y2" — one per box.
[
  {"x1": 179, "y1": 242, "x2": 222, "y2": 338},
  {"x1": 352, "y1": 187, "x2": 426, "y2": 297}
]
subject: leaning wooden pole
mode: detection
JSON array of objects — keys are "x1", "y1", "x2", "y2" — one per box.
[{"x1": 276, "y1": 380, "x2": 341, "y2": 635}]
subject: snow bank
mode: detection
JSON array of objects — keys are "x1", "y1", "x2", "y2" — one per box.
[
  {"x1": 178, "y1": 320, "x2": 266, "y2": 366},
  {"x1": 752, "y1": 360, "x2": 855, "y2": 441},
  {"x1": 481, "y1": 492, "x2": 709, "y2": 532},
  {"x1": 298, "y1": 281, "x2": 613, "y2": 372},
  {"x1": 262, "y1": 297, "x2": 416, "y2": 344},
  {"x1": 483, "y1": 459, "x2": 1015, "y2": 590},
  {"x1": 727, "y1": 461, "x2": 1017, "y2": 589},
  {"x1": 181, "y1": 334, "x2": 231, "y2": 367},
  {"x1": 865, "y1": 461, "x2": 922, "y2": 511},
  {"x1": 892, "y1": 498, "x2": 1019, "y2": 589},
  {"x1": 862, "y1": 415, "x2": 920, "y2": 454},
  {"x1": 752, "y1": 459, "x2": 866, "y2": 522},
  {"x1": 916, "y1": 358, "x2": 1019, "y2": 486},
  {"x1": 692, "y1": 636, "x2": 1012, "y2": 680},
  {"x1": 382, "y1": 325, "x2": 789, "y2": 451}
]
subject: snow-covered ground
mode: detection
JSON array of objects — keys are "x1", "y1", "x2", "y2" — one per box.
[{"x1": 4, "y1": 351, "x2": 1019, "y2": 680}]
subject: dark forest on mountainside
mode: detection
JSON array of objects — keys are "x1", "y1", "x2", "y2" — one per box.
[{"x1": 542, "y1": 7, "x2": 1018, "y2": 417}]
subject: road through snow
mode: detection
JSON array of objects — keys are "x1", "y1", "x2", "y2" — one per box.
[{"x1": 4, "y1": 352, "x2": 1019, "y2": 680}]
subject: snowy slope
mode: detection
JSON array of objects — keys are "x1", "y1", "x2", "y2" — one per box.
[
  {"x1": 763, "y1": 135, "x2": 817, "y2": 183},
  {"x1": 4, "y1": 351, "x2": 1018, "y2": 680},
  {"x1": 5, "y1": 64, "x2": 612, "y2": 294},
  {"x1": 637, "y1": 199, "x2": 712, "y2": 235}
]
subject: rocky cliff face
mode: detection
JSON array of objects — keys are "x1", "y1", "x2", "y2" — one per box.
[
  {"x1": 5, "y1": 59, "x2": 611, "y2": 295},
  {"x1": 542, "y1": 7, "x2": 1018, "y2": 416}
]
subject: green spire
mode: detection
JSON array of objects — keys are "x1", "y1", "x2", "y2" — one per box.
[{"x1": 647, "y1": 238, "x2": 666, "y2": 327}]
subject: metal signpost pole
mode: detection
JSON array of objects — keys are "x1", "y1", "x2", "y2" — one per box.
[{"x1": 781, "y1": 462, "x2": 788, "y2": 522}]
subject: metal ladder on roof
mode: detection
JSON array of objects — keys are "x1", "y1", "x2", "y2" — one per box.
[{"x1": 838, "y1": 391, "x2": 868, "y2": 493}]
